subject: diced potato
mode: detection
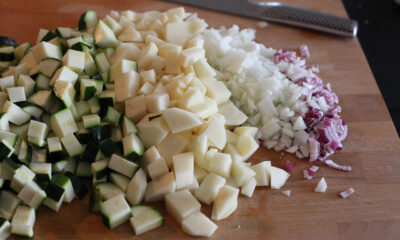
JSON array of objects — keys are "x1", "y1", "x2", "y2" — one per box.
[
  {"x1": 194, "y1": 173, "x2": 226, "y2": 205},
  {"x1": 162, "y1": 108, "x2": 204, "y2": 134},
  {"x1": 137, "y1": 113, "x2": 170, "y2": 148},
  {"x1": 218, "y1": 101, "x2": 248, "y2": 126},
  {"x1": 179, "y1": 87, "x2": 204, "y2": 110},
  {"x1": 231, "y1": 159, "x2": 256, "y2": 187},
  {"x1": 212, "y1": 185, "x2": 239, "y2": 221},
  {"x1": 241, "y1": 177, "x2": 257, "y2": 197},
  {"x1": 165, "y1": 189, "x2": 201, "y2": 223},
  {"x1": 172, "y1": 152, "x2": 194, "y2": 190},
  {"x1": 125, "y1": 95, "x2": 147, "y2": 123},
  {"x1": 251, "y1": 161, "x2": 271, "y2": 186},
  {"x1": 236, "y1": 134, "x2": 259, "y2": 161},
  {"x1": 199, "y1": 114, "x2": 226, "y2": 150},
  {"x1": 182, "y1": 211, "x2": 217, "y2": 238},
  {"x1": 156, "y1": 132, "x2": 189, "y2": 167},
  {"x1": 180, "y1": 48, "x2": 205, "y2": 68},
  {"x1": 207, "y1": 152, "x2": 232, "y2": 179},
  {"x1": 145, "y1": 94, "x2": 170, "y2": 113},
  {"x1": 203, "y1": 80, "x2": 231, "y2": 104},
  {"x1": 144, "y1": 172, "x2": 176, "y2": 203}
]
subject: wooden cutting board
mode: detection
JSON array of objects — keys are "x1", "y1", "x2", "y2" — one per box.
[{"x1": 1, "y1": 0, "x2": 400, "y2": 239}]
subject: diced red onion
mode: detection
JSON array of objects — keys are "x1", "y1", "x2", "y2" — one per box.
[
  {"x1": 324, "y1": 159, "x2": 352, "y2": 172},
  {"x1": 339, "y1": 188, "x2": 355, "y2": 198},
  {"x1": 303, "y1": 169, "x2": 313, "y2": 180},
  {"x1": 299, "y1": 44, "x2": 310, "y2": 58},
  {"x1": 309, "y1": 165, "x2": 319, "y2": 172},
  {"x1": 308, "y1": 137, "x2": 320, "y2": 162},
  {"x1": 282, "y1": 160, "x2": 295, "y2": 172},
  {"x1": 274, "y1": 49, "x2": 297, "y2": 64}
]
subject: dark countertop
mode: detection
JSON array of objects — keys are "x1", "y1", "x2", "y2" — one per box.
[{"x1": 343, "y1": 0, "x2": 400, "y2": 136}]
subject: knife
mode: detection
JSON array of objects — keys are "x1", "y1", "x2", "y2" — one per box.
[{"x1": 163, "y1": 0, "x2": 358, "y2": 38}]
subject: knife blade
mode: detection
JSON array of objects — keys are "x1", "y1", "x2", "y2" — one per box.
[{"x1": 163, "y1": 0, "x2": 358, "y2": 38}]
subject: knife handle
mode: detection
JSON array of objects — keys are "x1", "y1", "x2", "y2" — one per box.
[{"x1": 257, "y1": 2, "x2": 358, "y2": 38}]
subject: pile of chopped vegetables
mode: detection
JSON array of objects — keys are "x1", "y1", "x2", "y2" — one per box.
[{"x1": 0, "y1": 7, "x2": 354, "y2": 239}]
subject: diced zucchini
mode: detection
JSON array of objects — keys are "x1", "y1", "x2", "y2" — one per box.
[
  {"x1": 38, "y1": 58, "x2": 62, "y2": 77},
  {"x1": 104, "y1": 106, "x2": 121, "y2": 126},
  {"x1": 18, "y1": 103, "x2": 44, "y2": 119},
  {"x1": 95, "y1": 182, "x2": 124, "y2": 201},
  {"x1": 0, "y1": 139, "x2": 14, "y2": 158},
  {"x1": 89, "y1": 188, "x2": 102, "y2": 213},
  {"x1": 54, "y1": 80, "x2": 76, "y2": 108},
  {"x1": 91, "y1": 159, "x2": 109, "y2": 179},
  {"x1": 30, "y1": 162, "x2": 52, "y2": 182},
  {"x1": 130, "y1": 206, "x2": 163, "y2": 235},
  {"x1": 7, "y1": 87, "x2": 26, "y2": 103},
  {"x1": 92, "y1": 122, "x2": 111, "y2": 141},
  {"x1": 0, "y1": 75, "x2": 14, "y2": 92},
  {"x1": 31, "y1": 148, "x2": 47, "y2": 162},
  {"x1": 98, "y1": 90, "x2": 115, "y2": 115},
  {"x1": 78, "y1": 10, "x2": 98, "y2": 31},
  {"x1": 82, "y1": 114, "x2": 100, "y2": 128},
  {"x1": 82, "y1": 140, "x2": 99, "y2": 162},
  {"x1": 0, "y1": 218, "x2": 11, "y2": 239},
  {"x1": 17, "y1": 181, "x2": 46, "y2": 209},
  {"x1": 87, "y1": 96, "x2": 101, "y2": 114},
  {"x1": 43, "y1": 182, "x2": 65, "y2": 212},
  {"x1": 84, "y1": 51, "x2": 98, "y2": 76},
  {"x1": 32, "y1": 41, "x2": 62, "y2": 62},
  {"x1": 55, "y1": 27, "x2": 74, "y2": 38},
  {"x1": 50, "y1": 108, "x2": 78, "y2": 138},
  {"x1": 17, "y1": 74, "x2": 35, "y2": 97},
  {"x1": 70, "y1": 42, "x2": 92, "y2": 52},
  {"x1": 76, "y1": 101, "x2": 91, "y2": 117},
  {"x1": 0, "y1": 46, "x2": 15, "y2": 61},
  {"x1": 108, "y1": 154, "x2": 138, "y2": 178},
  {"x1": 0, "y1": 113, "x2": 9, "y2": 131},
  {"x1": 76, "y1": 161, "x2": 92, "y2": 178},
  {"x1": 0, "y1": 36, "x2": 17, "y2": 46},
  {"x1": 94, "y1": 51, "x2": 110, "y2": 74},
  {"x1": 123, "y1": 133, "x2": 144, "y2": 160},
  {"x1": 80, "y1": 79, "x2": 96, "y2": 101},
  {"x1": 10, "y1": 206, "x2": 35, "y2": 237},
  {"x1": 76, "y1": 127, "x2": 91, "y2": 144},
  {"x1": 2, "y1": 101, "x2": 31, "y2": 125},
  {"x1": 0, "y1": 190, "x2": 21, "y2": 220},
  {"x1": 94, "y1": 20, "x2": 118, "y2": 48},
  {"x1": 28, "y1": 89, "x2": 55, "y2": 112},
  {"x1": 63, "y1": 49, "x2": 85, "y2": 74},
  {"x1": 47, "y1": 136, "x2": 63, "y2": 163},
  {"x1": 49, "y1": 66, "x2": 78, "y2": 86},
  {"x1": 100, "y1": 194, "x2": 130, "y2": 229},
  {"x1": 61, "y1": 133, "x2": 84, "y2": 157},
  {"x1": 14, "y1": 42, "x2": 31, "y2": 60},
  {"x1": 2, "y1": 158, "x2": 21, "y2": 180},
  {"x1": 122, "y1": 115, "x2": 138, "y2": 136},
  {"x1": 34, "y1": 74, "x2": 50, "y2": 90},
  {"x1": 10, "y1": 165, "x2": 35, "y2": 192},
  {"x1": 0, "y1": 130, "x2": 18, "y2": 147},
  {"x1": 65, "y1": 172, "x2": 89, "y2": 199},
  {"x1": 27, "y1": 120, "x2": 49, "y2": 142},
  {"x1": 111, "y1": 127, "x2": 123, "y2": 143},
  {"x1": 109, "y1": 172, "x2": 130, "y2": 192},
  {"x1": 99, "y1": 138, "x2": 119, "y2": 156},
  {"x1": 18, "y1": 140, "x2": 32, "y2": 164},
  {"x1": 40, "y1": 30, "x2": 57, "y2": 42},
  {"x1": 52, "y1": 174, "x2": 75, "y2": 203}
]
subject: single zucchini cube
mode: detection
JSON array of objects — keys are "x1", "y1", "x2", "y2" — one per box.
[
  {"x1": 99, "y1": 138, "x2": 119, "y2": 156},
  {"x1": 0, "y1": 219, "x2": 11, "y2": 240},
  {"x1": 100, "y1": 194, "x2": 130, "y2": 229},
  {"x1": 61, "y1": 133, "x2": 84, "y2": 157},
  {"x1": 0, "y1": 190, "x2": 21, "y2": 220},
  {"x1": 82, "y1": 114, "x2": 100, "y2": 128},
  {"x1": 2, "y1": 101, "x2": 31, "y2": 125},
  {"x1": 91, "y1": 159, "x2": 109, "y2": 179},
  {"x1": 62, "y1": 49, "x2": 85, "y2": 74},
  {"x1": 109, "y1": 173, "x2": 130, "y2": 192},
  {"x1": 108, "y1": 154, "x2": 138, "y2": 178},
  {"x1": 104, "y1": 107, "x2": 121, "y2": 126},
  {"x1": 30, "y1": 162, "x2": 52, "y2": 182},
  {"x1": 17, "y1": 181, "x2": 46, "y2": 209},
  {"x1": 28, "y1": 120, "x2": 49, "y2": 141},
  {"x1": 81, "y1": 141, "x2": 99, "y2": 162},
  {"x1": 50, "y1": 108, "x2": 78, "y2": 138},
  {"x1": 38, "y1": 58, "x2": 61, "y2": 77},
  {"x1": 122, "y1": 133, "x2": 144, "y2": 160},
  {"x1": 53, "y1": 80, "x2": 76, "y2": 109},
  {"x1": 6, "y1": 87, "x2": 26, "y2": 103},
  {"x1": 51, "y1": 174, "x2": 75, "y2": 203},
  {"x1": 122, "y1": 115, "x2": 138, "y2": 136},
  {"x1": 10, "y1": 165, "x2": 35, "y2": 192},
  {"x1": 10, "y1": 205, "x2": 35, "y2": 238},
  {"x1": 65, "y1": 172, "x2": 89, "y2": 200},
  {"x1": 43, "y1": 182, "x2": 65, "y2": 212}
]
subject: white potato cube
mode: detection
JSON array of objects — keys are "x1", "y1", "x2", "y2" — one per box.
[
  {"x1": 125, "y1": 95, "x2": 147, "y2": 123},
  {"x1": 194, "y1": 173, "x2": 226, "y2": 205},
  {"x1": 165, "y1": 189, "x2": 201, "y2": 223},
  {"x1": 241, "y1": 177, "x2": 257, "y2": 197},
  {"x1": 208, "y1": 152, "x2": 232, "y2": 179},
  {"x1": 162, "y1": 108, "x2": 204, "y2": 134},
  {"x1": 172, "y1": 152, "x2": 194, "y2": 190},
  {"x1": 212, "y1": 185, "x2": 239, "y2": 221},
  {"x1": 203, "y1": 80, "x2": 231, "y2": 104},
  {"x1": 182, "y1": 211, "x2": 217, "y2": 238},
  {"x1": 145, "y1": 94, "x2": 170, "y2": 113}
]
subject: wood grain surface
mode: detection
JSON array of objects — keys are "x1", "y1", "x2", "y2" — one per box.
[{"x1": 1, "y1": 0, "x2": 399, "y2": 239}]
